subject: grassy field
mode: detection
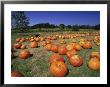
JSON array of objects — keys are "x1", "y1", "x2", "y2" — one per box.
[{"x1": 11, "y1": 29, "x2": 100, "y2": 77}]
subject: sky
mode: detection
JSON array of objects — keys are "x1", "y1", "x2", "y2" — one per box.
[{"x1": 14, "y1": 11, "x2": 100, "y2": 26}]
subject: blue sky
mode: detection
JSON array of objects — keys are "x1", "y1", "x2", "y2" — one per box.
[{"x1": 16, "y1": 11, "x2": 100, "y2": 26}]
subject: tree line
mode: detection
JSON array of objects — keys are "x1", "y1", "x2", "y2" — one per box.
[{"x1": 11, "y1": 11, "x2": 100, "y2": 32}]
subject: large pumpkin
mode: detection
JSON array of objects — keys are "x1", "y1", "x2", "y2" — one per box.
[
  {"x1": 11, "y1": 71, "x2": 23, "y2": 77},
  {"x1": 45, "y1": 44, "x2": 52, "y2": 51},
  {"x1": 66, "y1": 50, "x2": 77, "y2": 59},
  {"x1": 58, "y1": 46, "x2": 67, "y2": 55},
  {"x1": 49, "y1": 53, "x2": 64, "y2": 64},
  {"x1": 14, "y1": 43, "x2": 22, "y2": 49},
  {"x1": 51, "y1": 44, "x2": 58, "y2": 53},
  {"x1": 50, "y1": 61, "x2": 68, "y2": 77},
  {"x1": 88, "y1": 58, "x2": 100, "y2": 70},
  {"x1": 69, "y1": 55, "x2": 83, "y2": 67},
  {"x1": 90, "y1": 52, "x2": 100, "y2": 60},
  {"x1": 19, "y1": 50, "x2": 30, "y2": 59},
  {"x1": 30, "y1": 41, "x2": 38, "y2": 48}
]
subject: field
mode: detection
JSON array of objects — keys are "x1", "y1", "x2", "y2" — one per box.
[{"x1": 11, "y1": 29, "x2": 100, "y2": 77}]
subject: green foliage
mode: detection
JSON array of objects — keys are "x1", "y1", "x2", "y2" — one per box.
[{"x1": 11, "y1": 11, "x2": 29, "y2": 31}]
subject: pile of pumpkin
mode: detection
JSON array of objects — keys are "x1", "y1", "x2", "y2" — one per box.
[{"x1": 11, "y1": 32, "x2": 100, "y2": 77}]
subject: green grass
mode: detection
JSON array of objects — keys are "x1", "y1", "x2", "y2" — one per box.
[{"x1": 11, "y1": 30, "x2": 100, "y2": 77}]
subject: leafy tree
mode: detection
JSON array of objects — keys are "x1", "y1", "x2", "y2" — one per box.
[
  {"x1": 59, "y1": 24, "x2": 65, "y2": 30},
  {"x1": 72, "y1": 24, "x2": 79, "y2": 31},
  {"x1": 11, "y1": 11, "x2": 29, "y2": 32},
  {"x1": 67, "y1": 25, "x2": 72, "y2": 28}
]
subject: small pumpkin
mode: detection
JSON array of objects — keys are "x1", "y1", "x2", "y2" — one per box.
[
  {"x1": 69, "y1": 55, "x2": 83, "y2": 67},
  {"x1": 14, "y1": 43, "x2": 22, "y2": 49},
  {"x1": 88, "y1": 58, "x2": 100, "y2": 70},
  {"x1": 19, "y1": 50, "x2": 30, "y2": 59},
  {"x1": 74, "y1": 43, "x2": 82, "y2": 51},
  {"x1": 66, "y1": 50, "x2": 77, "y2": 59},
  {"x1": 16, "y1": 38, "x2": 21, "y2": 42},
  {"x1": 30, "y1": 41, "x2": 38, "y2": 48},
  {"x1": 51, "y1": 44, "x2": 58, "y2": 53},
  {"x1": 82, "y1": 42, "x2": 92, "y2": 49},
  {"x1": 58, "y1": 46, "x2": 67, "y2": 55},
  {"x1": 49, "y1": 53, "x2": 64, "y2": 64},
  {"x1": 45, "y1": 44, "x2": 52, "y2": 51},
  {"x1": 21, "y1": 45, "x2": 26, "y2": 49},
  {"x1": 11, "y1": 71, "x2": 23, "y2": 77},
  {"x1": 66, "y1": 44, "x2": 74, "y2": 51},
  {"x1": 90, "y1": 52, "x2": 100, "y2": 60},
  {"x1": 50, "y1": 61, "x2": 68, "y2": 77}
]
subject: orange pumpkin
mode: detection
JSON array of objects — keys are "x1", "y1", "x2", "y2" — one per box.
[
  {"x1": 66, "y1": 44, "x2": 74, "y2": 51},
  {"x1": 51, "y1": 44, "x2": 58, "y2": 53},
  {"x1": 19, "y1": 50, "x2": 30, "y2": 59},
  {"x1": 35, "y1": 38, "x2": 40, "y2": 42},
  {"x1": 49, "y1": 53, "x2": 64, "y2": 64},
  {"x1": 74, "y1": 43, "x2": 82, "y2": 51},
  {"x1": 69, "y1": 55, "x2": 83, "y2": 67},
  {"x1": 88, "y1": 58, "x2": 100, "y2": 70},
  {"x1": 30, "y1": 41, "x2": 38, "y2": 48},
  {"x1": 66, "y1": 50, "x2": 77, "y2": 59},
  {"x1": 45, "y1": 44, "x2": 52, "y2": 51},
  {"x1": 21, "y1": 45, "x2": 26, "y2": 49},
  {"x1": 90, "y1": 52, "x2": 100, "y2": 60},
  {"x1": 16, "y1": 38, "x2": 21, "y2": 42},
  {"x1": 58, "y1": 46, "x2": 67, "y2": 55},
  {"x1": 11, "y1": 71, "x2": 23, "y2": 77},
  {"x1": 82, "y1": 42, "x2": 92, "y2": 49},
  {"x1": 14, "y1": 43, "x2": 22, "y2": 49},
  {"x1": 50, "y1": 61, "x2": 68, "y2": 77}
]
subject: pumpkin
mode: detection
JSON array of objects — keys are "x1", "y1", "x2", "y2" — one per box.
[
  {"x1": 50, "y1": 61, "x2": 68, "y2": 77},
  {"x1": 30, "y1": 41, "x2": 38, "y2": 48},
  {"x1": 19, "y1": 50, "x2": 30, "y2": 59},
  {"x1": 66, "y1": 50, "x2": 77, "y2": 59},
  {"x1": 41, "y1": 41, "x2": 47, "y2": 47},
  {"x1": 73, "y1": 43, "x2": 82, "y2": 51},
  {"x1": 35, "y1": 38, "x2": 40, "y2": 42},
  {"x1": 82, "y1": 42, "x2": 92, "y2": 49},
  {"x1": 51, "y1": 44, "x2": 58, "y2": 53},
  {"x1": 60, "y1": 39, "x2": 66, "y2": 44},
  {"x1": 69, "y1": 55, "x2": 83, "y2": 67},
  {"x1": 45, "y1": 44, "x2": 52, "y2": 51},
  {"x1": 21, "y1": 45, "x2": 26, "y2": 49},
  {"x1": 88, "y1": 58, "x2": 100, "y2": 70},
  {"x1": 58, "y1": 46, "x2": 67, "y2": 55},
  {"x1": 46, "y1": 40, "x2": 51, "y2": 44},
  {"x1": 90, "y1": 52, "x2": 100, "y2": 60},
  {"x1": 66, "y1": 44, "x2": 74, "y2": 51},
  {"x1": 79, "y1": 41, "x2": 85, "y2": 46},
  {"x1": 11, "y1": 71, "x2": 23, "y2": 77},
  {"x1": 16, "y1": 38, "x2": 21, "y2": 42},
  {"x1": 49, "y1": 53, "x2": 64, "y2": 64},
  {"x1": 14, "y1": 43, "x2": 22, "y2": 49}
]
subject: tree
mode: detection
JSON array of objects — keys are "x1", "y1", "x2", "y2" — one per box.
[
  {"x1": 94, "y1": 24, "x2": 100, "y2": 30},
  {"x1": 59, "y1": 24, "x2": 65, "y2": 30},
  {"x1": 72, "y1": 24, "x2": 79, "y2": 31},
  {"x1": 11, "y1": 11, "x2": 29, "y2": 32},
  {"x1": 67, "y1": 25, "x2": 72, "y2": 29}
]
